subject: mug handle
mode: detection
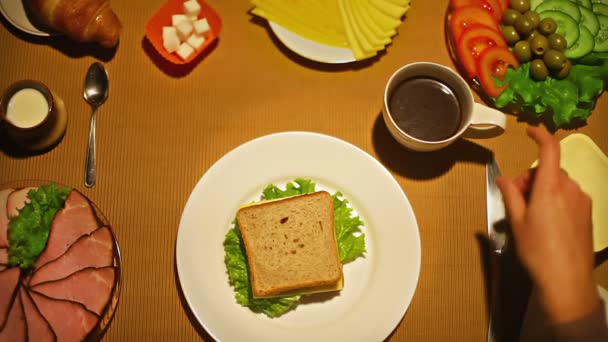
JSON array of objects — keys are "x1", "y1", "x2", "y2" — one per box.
[{"x1": 464, "y1": 102, "x2": 506, "y2": 138}]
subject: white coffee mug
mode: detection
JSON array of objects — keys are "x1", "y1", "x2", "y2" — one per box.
[{"x1": 382, "y1": 62, "x2": 506, "y2": 152}]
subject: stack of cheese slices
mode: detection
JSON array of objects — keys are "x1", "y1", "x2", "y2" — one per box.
[{"x1": 250, "y1": 0, "x2": 410, "y2": 60}]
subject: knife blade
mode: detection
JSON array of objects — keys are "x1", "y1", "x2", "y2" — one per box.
[
  {"x1": 487, "y1": 157, "x2": 507, "y2": 342},
  {"x1": 486, "y1": 157, "x2": 508, "y2": 255}
]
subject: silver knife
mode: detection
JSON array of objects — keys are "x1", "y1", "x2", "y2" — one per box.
[{"x1": 487, "y1": 157, "x2": 508, "y2": 342}]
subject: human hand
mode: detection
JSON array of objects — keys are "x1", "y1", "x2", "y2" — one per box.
[{"x1": 496, "y1": 125, "x2": 598, "y2": 323}]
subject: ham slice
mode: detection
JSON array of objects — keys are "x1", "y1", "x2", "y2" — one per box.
[
  {"x1": 32, "y1": 267, "x2": 115, "y2": 316},
  {"x1": 34, "y1": 191, "x2": 100, "y2": 269},
  {"x1": 19, "y1": 287, "x2": 55, "y2": 342},
  {"x1": 30, "y1": 227, "x2": 113, "y2": 287},
  {"x1": 29, "y1": 291, "x2": 98, "y2": 342},
  {"x1": 0, "y1": 188, "x2": 14, "y2": 248},
  {"x1": 0, "y1": 267, "x2": 20, "y2": 330},
  {"x1": 6, "y1": 187, "x2": 35, "y2": 218},
  {"x1": 0, "y1": 248, "x2": 7, "y2": 265},
  {"x1": 0, "y1": 286, "x2": 26, "y2": 341}
]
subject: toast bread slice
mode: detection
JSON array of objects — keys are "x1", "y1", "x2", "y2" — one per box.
[{"x1": 237, "y1": 191, "x2": 342, "y2": 298}]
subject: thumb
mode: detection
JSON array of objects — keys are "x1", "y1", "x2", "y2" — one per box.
[{"x1": 497, "y1": 176, "x2": 526, "y2": 226}]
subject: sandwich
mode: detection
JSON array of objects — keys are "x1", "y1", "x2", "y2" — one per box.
[{"x1": 237, "y1": 191, "x2": 343, "y2": 298}]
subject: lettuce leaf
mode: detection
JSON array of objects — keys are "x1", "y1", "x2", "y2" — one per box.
[
  {"x1": 223, "y1": 178, "x2": 366, "y2": 317},
  {"x1": 495, "y1": 61, "x2": 608, "y2": 127},
  {"x1": 8, "y1": 184, "x2": 71, "y2": 269}
]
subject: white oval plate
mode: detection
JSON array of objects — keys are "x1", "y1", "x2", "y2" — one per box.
[
  {"x1": 176, "y1": 132, "x2": 421, "y2": 342},
  {"x1": 0, "y1": 0, "x2": 54, "y2": 36},
  {"x1": 268, "y1": 21, "x2": 355, "y2": 64}
]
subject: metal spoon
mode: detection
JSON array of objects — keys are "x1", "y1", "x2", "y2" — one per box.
[{"x1": 83, "y1": 62, "x2": 109, "y2": 188}]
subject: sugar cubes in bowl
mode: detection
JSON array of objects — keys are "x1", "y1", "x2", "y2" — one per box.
[{"x1": 145, "y1": 0, "x2": 222, "y2": 65}]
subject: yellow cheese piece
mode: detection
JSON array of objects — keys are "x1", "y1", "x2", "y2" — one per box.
[
  {"x1": 352, "y1": 0, "x2": 395, "y2": 40},
  {"x1": 338, "y1": 0, "x2": 375, "y2": 60},
  {"x1": 371, "y1": 0, "x2": 410, "y2": 19},
  {"x1": 343, "y1": 0, "x2": 379, "y2": 53},
  {"x1": 251, "y1": 0, "x2": 348, "y2": 47},
  {"x1": 254, "y1": 275, "x2": 344, "y2": 298},
  {"x1": 531, "y1": 134, "x2": 608, "y2": 252},
  {"x1": 357, "y1": 0, "x2": 401, "y2": 35},
  {"x1": 351, "y1": 0, "x2": 391, "y2": 46}
]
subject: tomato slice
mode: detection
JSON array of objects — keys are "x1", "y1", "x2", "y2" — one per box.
[
  {"x1": 449, "y1": 0, "x2": 503, "y2": 21},
  {"x1": 456, "y1": 24, "x2": 507, "y2": 77},
  {"x1": 496, "y1": 0, "x2": 509, "y2": 12},
  {"x1": 477, "y1": 46, "x2": 520, "y2": 98},
  {"x1": 449, "y1": 6, "x2": 501, "y2": 42}
]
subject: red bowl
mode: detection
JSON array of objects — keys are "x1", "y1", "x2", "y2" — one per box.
[{"x1": 145, "y1": 0, "x2": 222, "y2": 65}]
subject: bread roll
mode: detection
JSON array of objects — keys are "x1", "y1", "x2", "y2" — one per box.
[{"x1": 28, "y1": 0, "x2": 122, "y2": 48}]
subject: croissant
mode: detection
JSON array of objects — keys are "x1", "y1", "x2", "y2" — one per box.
[{"x1": 28, "y1": 0, "x2": 122, "y2": 48}]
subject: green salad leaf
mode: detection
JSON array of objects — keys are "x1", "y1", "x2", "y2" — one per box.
[
  {"x1": 8, "y1": 184, "x2": 71, "y2": 269},
  {"x1": 223, "y1": 178, "x2": 366, "y2": 317},
  {"x1": 495, "y1": 61, "x2": 608, "y2": 128}
]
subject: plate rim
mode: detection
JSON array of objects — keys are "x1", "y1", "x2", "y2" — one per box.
[
  {"x1": 175, "y1": 131, "x2": 422, "y2": 341},
  {"x1": 268, "y1": 21, "x2": 355, "y2": 64},
  {"x1": 0, "y1": 0, "x2": 54, "y2": 37}
]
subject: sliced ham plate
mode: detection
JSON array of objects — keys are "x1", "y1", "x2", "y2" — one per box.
[
  {"x1": 35, "y1": 191, "x2": 100, "y2": 269},
  {"x1": 30, "y1": 291, "x2": 98, "y2": 342},
  {"x1": 30, "y1": 227, "x2": 114, "y2": 287},
  {"x1": 0, "y1": 286, "x2": 26, "y2": 341},
  {"x1": 0, "y1": 188, "x2": 14, "y2": 248},
  {"x1": 32, "y1": 267, "x2": 115, "y2": 316},
  {"x1": 0, "y1": 267, "x2": 20, "y2": 330},
  {"x1": 19, "y1": 287, "x2": 55, "y2": 342}
]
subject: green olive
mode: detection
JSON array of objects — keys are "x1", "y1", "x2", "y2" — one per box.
[
  {"x1": 527, "y1": 30, "x2": 541, "y2": 42},
  {"x1": 510, "y1": 0, "x2": 531, "y2": 13},
  {"x1": 514, "y1": 40, "x2": 532, "y2": 62},
  {"x1": 514, "y1": 16, "x2": 535, "y2": 36},
  {"x1": 503, "y1": 9, "x2": 522, "y2": 25},
  {"x1": 543, "y1": 49, "x2": 567, "y2": 71},
  {"x1": 530, "y1": 34, "x2": 550, "y2": 56},
  {"x1": 538, "y1": 17, "x2": 557, "y2": 35},
  {"x1": 554, "y1": 59, "x2": 572, "y2": 79},
  {"x1": 523, "y1": 11, "x2": 540, "y2": 29},
  {"x1": 530, "y1": 59, "x2": 549, "y2": 81},
  {"x1": 501, "y1": 26, "x2": 521, "y2": 45},
  {"x1": 548, "y1": 33, "x2": 567, "y2": 51}
]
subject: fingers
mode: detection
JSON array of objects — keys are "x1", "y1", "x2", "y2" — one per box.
[
  {"x1": 514, "y1": 169, "x2": 535, "y2": 194},
  {"x1": 497, "y1": 176, "x2": 526, "y2": 226},
  {"x1": 527, "y1": 126, "x2": 561, "y2": 187}
]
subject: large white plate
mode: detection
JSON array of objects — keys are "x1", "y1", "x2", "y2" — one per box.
[
  {"x1": 176, "y1": 132, "x2": 421, "y2": 341},
  {"x1": 268, "y1": 21, "x2": 355, "y2": 64},
  {"x1": 0, "y1": 0, "x2": 54, "y2": 36}
]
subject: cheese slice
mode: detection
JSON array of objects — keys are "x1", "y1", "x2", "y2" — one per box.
[
  {"x1": 357, "y1": 0, "x2": 401, "y2": 35},
  {"x1": 254, "y1": 275, "x2": 344, "y2": 298},
  {"x1": 531, "y1": 133, "x2": 608, "y2": 252},
  {"x1": 370, "y1": 0, "x2": 411, "y2": 19},
  {"x1": 351, "y1": 0, "x2": 391, "y2": 46}
]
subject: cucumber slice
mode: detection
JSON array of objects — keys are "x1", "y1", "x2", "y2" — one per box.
[
  {"x1": 539, "y1": 11, "x2": 581, "y2": 46},
  {"x1": 594, "y1": 14, "x2": 608, "y2": 51},
  {"x1": 591, "y1": 0, "x2": 608, "y2": 4},
  {"x1": 577, "y1": 0, "x2": 593, "y2": 8},
  {"x1": 531, "y1": 0, "x2": 544, "y2": 9},
  {"x1": 537, "y1": 0, "x2": 582, "y2": 21},
  {"x1": 565, "y1": 25, "x2": 595, "y2": 57},
  {"x1": 593, "y1": 3, "x2": 608, "y2": 15},
  {"x1": 580, "y1": 5, "x2": 601, "y2": 34}
]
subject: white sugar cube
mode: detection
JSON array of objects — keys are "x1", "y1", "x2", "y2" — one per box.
[
  {"x1": 172, "y1": 14, "x2": 187, "y2": 27},
  {"x1": 193, "y1": 18, "x2": 210, "y2": 35},
  {"x1": 175, "y1": 20, "x2": 194, "y2": 41},
  {"x1": 183, "y1": 0, "x2": 201, "y2": 17},
  {"x1": 187, "y1": 14, "x2": 198, "y2": 22},
  {"x1": 176, "y1": 42, "x2": 195, "y2": 60},
  {"x1": 163, "y1": 30, "x2": 180, "y2": 53},
  {"x1": 162, "y1": 26, "x2": 177, "y2": 40},
  {"x1": 186, "y1": 34, "x2": 206, "y2": 50}
]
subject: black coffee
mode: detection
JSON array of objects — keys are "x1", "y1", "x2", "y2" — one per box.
[{"x1": 388, "y1": 77, "x2": 462, "y2": 142}]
